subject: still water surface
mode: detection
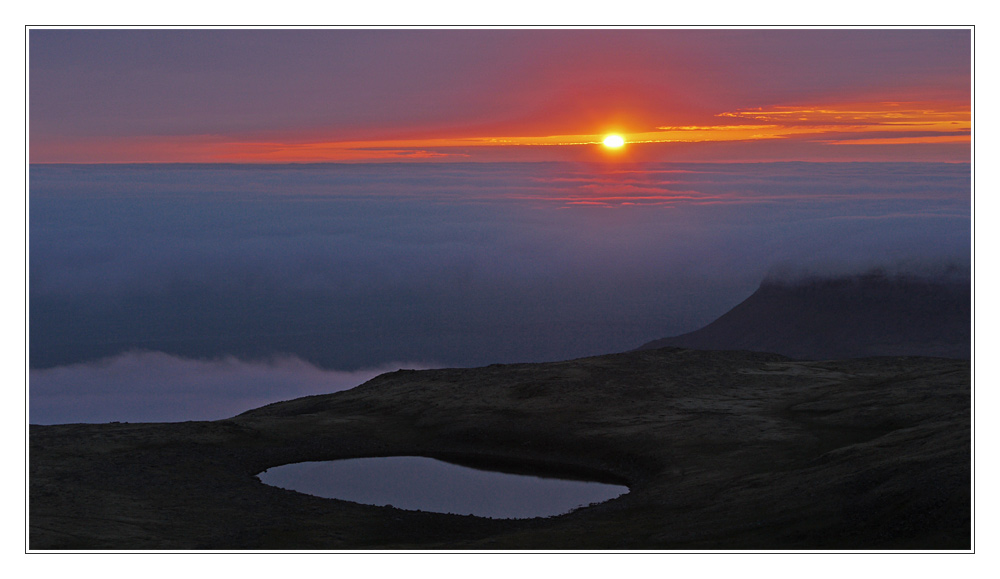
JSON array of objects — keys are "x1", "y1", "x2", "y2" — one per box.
[{"x1": 258, "y1": 456, "x2": 629, "y2": 519}]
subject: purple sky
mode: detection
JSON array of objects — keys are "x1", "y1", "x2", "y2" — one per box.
[{"x1": 29, "y1": 28, "x2": 971, "y2": 163}]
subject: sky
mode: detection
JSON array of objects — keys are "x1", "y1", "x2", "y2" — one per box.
[{"x1": 29, "y1": 28, "x2": 971, "y2": 163}]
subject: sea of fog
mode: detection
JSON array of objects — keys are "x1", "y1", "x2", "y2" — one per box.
[{"x1": 29, "y1": 162, "x2": 970, "y2": 424}]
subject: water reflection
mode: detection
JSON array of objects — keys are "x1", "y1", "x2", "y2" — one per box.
[{"x1": 258, "y1": 456, "x2": 628, "y2": 519}]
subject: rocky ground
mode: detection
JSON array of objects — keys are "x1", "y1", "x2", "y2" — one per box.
[{"x1": 29, "y1": 347, "x2": 970, "y2": 550}]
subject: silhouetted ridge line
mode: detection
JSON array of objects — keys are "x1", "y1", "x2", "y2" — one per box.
[{"x1": 639, "y1": 270, "x2": 970, "y2": 359}]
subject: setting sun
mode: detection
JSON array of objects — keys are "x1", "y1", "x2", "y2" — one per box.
[{"x1": 603, "y1": 134, "x2": 625, "y2": 148}]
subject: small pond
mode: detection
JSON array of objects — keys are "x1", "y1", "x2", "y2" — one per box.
[{"x1": 257, "y1": 456, "x2": 629, "y2": 519}]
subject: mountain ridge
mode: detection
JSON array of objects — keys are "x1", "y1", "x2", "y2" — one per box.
[{"x1": 639, "y1": 271, "x2": 970, "y2": 360}]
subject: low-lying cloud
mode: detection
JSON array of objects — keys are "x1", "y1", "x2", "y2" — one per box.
[
  {"x1": 30, "y1": 161, "x2": 971, "y2": 376},
  {"x1": 29, "y1": 351, "x2": 435, "y2": 424}
]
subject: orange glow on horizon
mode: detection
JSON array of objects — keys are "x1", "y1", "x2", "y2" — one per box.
[
  {"x1": 714, "y1": 101, "x2": 970, "y2": 136},
  {"x1": 820, "y1": 135, "x2": 971, "y2": 146},
  {"x1": 30, "y1": 99, "x2": 969, "y2": 164}
]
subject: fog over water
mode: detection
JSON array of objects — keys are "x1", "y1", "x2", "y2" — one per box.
[{"x1": 29, "y1": 162, "x2": 970, "y2": 424}]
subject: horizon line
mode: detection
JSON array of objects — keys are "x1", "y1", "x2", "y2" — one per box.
[{"x1": 27, "y1": 159, "x2": 973, "y2": 166}]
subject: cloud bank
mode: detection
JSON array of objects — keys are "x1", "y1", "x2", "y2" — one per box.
[
  {"x1": 29, "y1": 162, "x2": 970, "y2": 422},
  {"x1": 30, "y1": 162, "x2": 970, "y2": 368},
  {"x1": 29, "y1": 351, "x2": 433, "y2": 424}
]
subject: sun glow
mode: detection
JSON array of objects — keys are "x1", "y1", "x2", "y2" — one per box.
[
  {"x1": 603, "y1": 135, "x2": 626, "y2": 148},
  {"x1": 48, "y1": 98, "x2": 968, "y2": 163}
]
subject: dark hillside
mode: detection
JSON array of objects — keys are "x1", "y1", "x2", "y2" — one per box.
[
  {"x1": 640, "y1": 272, "x2": 970, "y2": 359},
  {"x1": 30, "y1": 348, "x2": 970, "y2": 549}
]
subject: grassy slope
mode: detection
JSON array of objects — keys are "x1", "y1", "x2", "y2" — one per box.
[{"x1": 30, "y1": 348, "x2": 970, "y2": 550}]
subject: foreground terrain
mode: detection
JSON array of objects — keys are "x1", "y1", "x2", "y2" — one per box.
[{"x1": 30, "y1": 347, "x2": 969, "y2": 550}]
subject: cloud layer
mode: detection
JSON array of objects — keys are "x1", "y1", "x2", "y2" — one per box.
[
  {"x1": 29, "y1": 162, "x2": 970, "y2": 422},
  {"x1": 29, "y1": 351, "x2": 432, "y2": 424},
  {"x1": 30, "y1": 162, "x2": 970, "y2": 367}
]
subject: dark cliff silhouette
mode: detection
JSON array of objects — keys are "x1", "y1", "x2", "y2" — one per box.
[{"x1": 639, "y1": 271, "x2": 970, "y2": 359}]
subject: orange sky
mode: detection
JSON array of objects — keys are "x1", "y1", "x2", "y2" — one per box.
[
  {"x1": 33, "y1": 99, "x2": 969, "y2": 163},
  {"x1": 29, "y1": 29, "x2": 972, "y2": 163}
]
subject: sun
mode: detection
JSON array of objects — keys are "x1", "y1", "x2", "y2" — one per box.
[{"x1": 603, "y1": 134, "x2": 626, "y2": 148}]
